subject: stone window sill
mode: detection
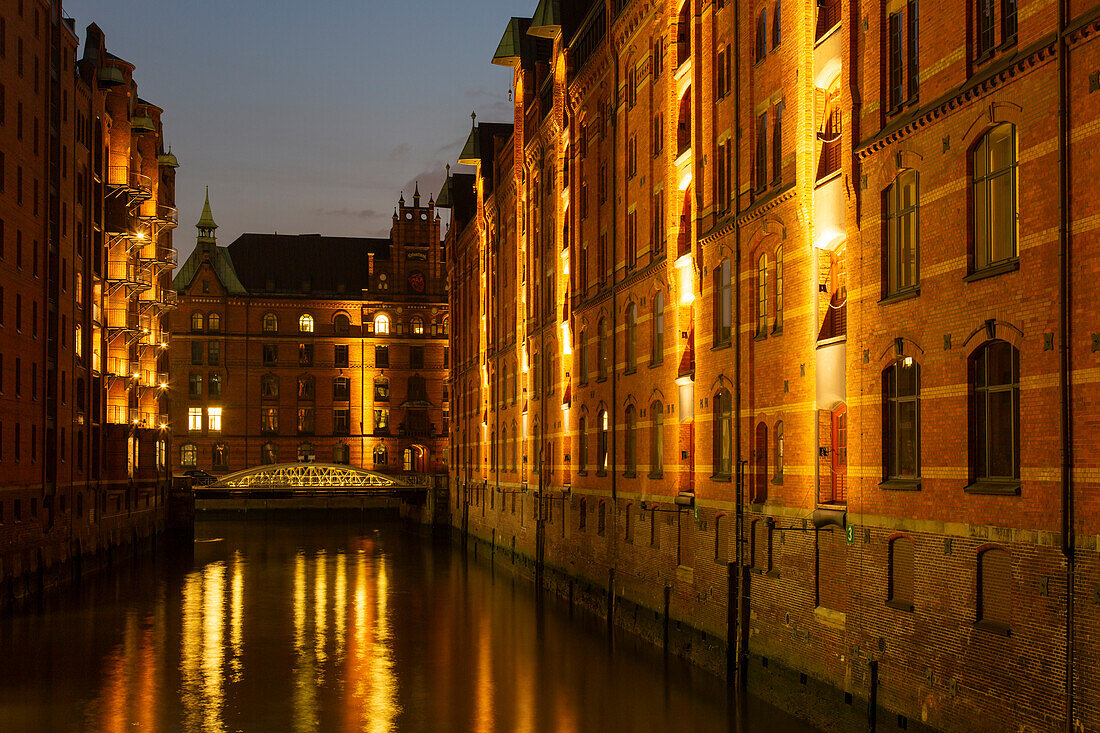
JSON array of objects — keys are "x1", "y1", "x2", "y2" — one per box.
[
  {"x1": 879, "y1": 478, "x2": 921, "y2": 492},
  {"x1": 964, "y1": 258, "x2": 1019, "y2": 283},
  {"x1": 879, "y1": 286, "x2": 920, "y2": 305},
  {"x1": 886, "y1": 599, "x2": 914, "y2": 613},
  {"x1": 975, "y1": 619, "x2": 1012, "y2": 637},
  {"x1": 965, "y1": 480, "x2": 1020, "y2": 496},
  {"x1": 712, "y1": 339, "x2": 731, "y2": 351},
  {"x1": 710, "y1": 474, "x2": 732, "y2": 483}
]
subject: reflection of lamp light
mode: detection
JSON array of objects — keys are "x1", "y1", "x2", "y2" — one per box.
[
  {"x1": 902, "y1": 356, "x2": 914, "y2": 367},
  {"x1": 675, "y1": 253, "x2": 695, "y2": 305}
]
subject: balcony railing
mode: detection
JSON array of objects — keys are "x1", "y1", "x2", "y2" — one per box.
[{"x1": 156, "y1": 205, "x2": 178, "y2": 226}]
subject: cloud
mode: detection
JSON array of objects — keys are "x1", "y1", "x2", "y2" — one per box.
[
  {"x1": 387, "y1": 142, "x2": 411, "y2": 160},
  {"x1": 312, "y1": 207, "x2": 381, "y2": 219}
]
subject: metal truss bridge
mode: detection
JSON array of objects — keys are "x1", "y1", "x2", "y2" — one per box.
[{"x1": 198, "y1": 462, "x2": 433, "y2": 498}]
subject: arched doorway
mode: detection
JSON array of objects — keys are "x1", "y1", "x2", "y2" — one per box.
[{"x1": 403, "y1": 445, "x2": 427, "y2": 473}]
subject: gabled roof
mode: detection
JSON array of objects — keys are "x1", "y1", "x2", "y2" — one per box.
[
  {"x1": 173, "y1": 243, "x2": 248, "y2": 295},
  {"x1": 225, "y1": 234, "x2": 392, "y2": 296}
]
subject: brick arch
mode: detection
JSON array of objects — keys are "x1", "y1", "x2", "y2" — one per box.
[
  {"x1": 961, "y1": 318, "x2": 1024, "y2": 350},
  {"x1": 874, "y1": 335, "x2": 927, "y2": 371},
  {"x1": 709, "y1": 373, "x2": 736, "y2": 396},
  {"x1": 962, "y1": 102, "x2": 1023, "y2": 147}
]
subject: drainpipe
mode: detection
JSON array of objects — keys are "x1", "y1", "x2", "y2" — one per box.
[
  {"x1": 732, "y1": 0, "x2": 748, "y2": 693},
  {"x1": 610, "y1": 15, "x2": 620, "y2": 505},
  {"x1": 1057, "y1": 0, "x2": 1074, "y2": 726}
]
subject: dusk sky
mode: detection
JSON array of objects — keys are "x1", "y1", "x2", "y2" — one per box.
[{"x1": 64, "y1": 0, "x2": 530, "y2": 259}]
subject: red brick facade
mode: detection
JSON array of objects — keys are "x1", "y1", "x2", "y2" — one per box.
[
  {"x1": 0, "y1": 3, "x2": 176, "y2": 593},
  {"x1": 170, "y1": 190, "x2": 449, "y2": 479},
  {"x1": 444, "y1": 0, "x2": 1100, "y2": 730}
]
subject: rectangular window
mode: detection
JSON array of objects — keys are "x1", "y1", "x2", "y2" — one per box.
[
  {"x1": 885, "y1": 170, "x2": 919, "y2": 294},
  {"x1": 334, "y1": 408, "x2": 350, "y2": 435},
  {"x1": 262, "y1": 343, "x2": 277, "y2": 365},
  {"x1": 207, "y1": 341, "x2": 220, "y2": 366},
  {"x1": 889, "y1": 12, "x2": 904, "y2": 109},
  {"x1": 209, "y1": 373, "x2": 222, "y2": 399},
  {"x1": 207, "y1": 407, "x2": 222, "y2": 432},
  {"x1": 774, "y1": 246, "x2": 784, "y2": 330},
  {"x1": 188, "y1": 373, "x2": 202, "y2": 399},
  {"x1": 298, "y1": 343, "x2": 313, "y2": 366},
  {"x1": 410, "y1": 346, "x2": 424, "y2": 369},
  {"x1": 977, "y1": 0, "x2": 995, "y2": 57},
  {"x1": 334, "y1": 344, "x2": 349, "y2": 368},
  {"x1": 907, "y1": 0, "x2": 919, "y2": 97},
  {"x1": 884, "y1": 360, "x2": 920, "y2": 481},
  {"x1": 261, "y1": 407, "x2": 278, "y2": 433},
  {"x1": 755, "y1": 112, "x2": 768, "y2": 190},
  {"x1": 188, "y1": 407, "x2": 202, "y2": 431},
  {"x1": 374, "y1": 408, "x2": 389, "y2": 433},
  {"x1": 1002, "y1": 0, "x2": 1017, "y2": 42},
  {"x1": 772, "y1": 102, "x2": 784, "y2": 184},
  {"x1": 297, "y1": 408, "x2": 314, "y2": 435},
  {"x1": 375, "y1": 344, "x2": 389, "y2": 367},
  {"x1": 191, "y1": 341, "x2": 203, "y2": 365}
]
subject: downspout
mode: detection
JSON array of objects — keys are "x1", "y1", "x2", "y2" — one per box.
[
  {"x1": 610, "y1": 20, "x2": 620, "y2": 504},
  {"x1": 1057, "y1": 0, "x2": 1074, "y2": 726},
  {"x1": 732, "y1": 0, "x2": 748, "y2": 692}
]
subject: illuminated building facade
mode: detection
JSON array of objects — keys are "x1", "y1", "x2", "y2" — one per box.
[
  {"x1": 445, "y1": 0, "x2": 1100, "y2": 729},
  {"x1": 0, "y1": 5, "x2": 177, "y2": 593},
  {"x1": 171, "y1": 189, "x2": 449, "y2": 477}
]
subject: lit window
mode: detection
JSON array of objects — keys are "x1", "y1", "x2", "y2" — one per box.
[
  {"x1": 298, "y1": 313, "x2": 314, "y2": 333},
  {"x1": 597, "y1": 409, "x2": 609, "y2": 473},
  {"x1": 207, "y1": 313, "x2": 221, "y2": 331},
  {"x1": 713, "y1": 389, "x2": 732, "y2": 477},
  {"x1": 263, "y1": 312, "x2": 278, "y2": 333},
  {"x1": 188, "y1": 407, "x2": 202, "y2": 431},
  {"x1": 374, "y1": 313, "x2": 390, "y2": 334},
  {"x1": 410, "y1": 316, "x2": 424, "y2": 335},
  {"x1": 207, "y1": 407, "x2": 222, "y2": 432},
  {"x1": 180, "y1": 443, "x2": 197, "y2": 467},
  {"x1": 190, "y1": 311, "x2": 204, "y2": 332}
]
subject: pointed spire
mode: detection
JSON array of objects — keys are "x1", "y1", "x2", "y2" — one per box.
[{"x1": 196, "y1": 186, "x2": 217, "y2": 243}]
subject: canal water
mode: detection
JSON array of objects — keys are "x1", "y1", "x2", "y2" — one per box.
[{"x1": 0, "y1": 515, "x2": 815, "y2": 732}]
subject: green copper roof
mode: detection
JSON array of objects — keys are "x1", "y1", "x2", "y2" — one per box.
[
  {"x1": 157, "y1": 148, "x2": 179, "y2": 168},
  {"x1": 436, "y1": 175, "x2": 453, "y2": 208},
  {"x1": 529, "y1": 0, "x2": 561, "y2": 38},
  {"x1": 457, "y1": 126, "x2": 480, "y2": 165},
  {"x1": 492, "y1": 17, "x2": 527, "y2": 67},
  {"x1": 173, "y1": 243, "x2": 248, "y2": 295},
  {"x1": 131, "y1": 115, "x2": 156, "y2": 134},
  {"x1": 196, "y1": 187, "x2": 217, "y2": 231}
]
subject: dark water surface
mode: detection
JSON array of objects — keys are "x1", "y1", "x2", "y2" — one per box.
[{"x1": 0, "y1": 515, "x2": 815, "y2": 732}]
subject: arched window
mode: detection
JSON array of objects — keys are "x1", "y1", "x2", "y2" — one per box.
[
  {"x1": 261, "y1": 374, "x2": 279, "y2": 400},
  {"x1": 297, "y1": 442, "x2": 315, "y2": 462},
  {"x1": 626, "y1": 304, "x2": 638, "y2": 371},
  {"x1": 180, "y1": 443, "x2": 197, "y2": 467},
  {"x1": 677, "y1": 88, "x2": 691, "y2": 155},
  {"x1": 757, "y1": 253, "x2": 768, "y2": 336},
  {"x1": 652, "y1": 291, "x2": 664, "y2": 364},
  {"x1": 207, "y1": 313, "x2": 221, "y2": 332},
  {"x1": 713, "y1": 389, "x2": 733, "y2": 478},
  {"x1": 625, "y1": 404, "x2": 637, "y2": 475},
  {"x1": 579, "y1": 329, "x2": 589, "y2": 384},
  {"x1": 884, "y1": 358, "x2": 920, "y2": 482},
  {"x1": 650, "y1": 401, "x2": 664, "y2": 476},
  {"x1": 298, "y1": 313, "x2": 314, "y2": 333},
  {"x1": 885, "y1": 170, "x2": 919, "y2": 295},
  {"x1": 373, "y1": 444, "x2": 388, "y2": 467},
  {"x1": 262, "y1": 312, "x2": 278, "y2": 333},
  {"x1": 714, "y1": 259, "x2": 732, "y2": 345},
  {"x1": 754, "y1": 422, "x2": 768, "y2": 503},
  {"x1": 978, "y1": 547, "x2": 1012, "y2": 632},
  {"x1": 598, "y1": 318, "x2": 609, "y2": 381},
  {"x1": 597, "y1": 409, "x2": 609, "y2": 474},
  {"x1": 334, "y1": 313, "x2": 350, "y2": 334},
  {"x1": 579, "y1": 416, "x2": 588, "y2": 472},
  {"x1": 512, "y1": 423, "x2": 518, "y2": 471},
  {"x1": 261, "y1": 442, "x2": 277, "y2": 464},
  {"x1": 969, "y1": 339, "x2": 1019, "y2": 485},
  {"x1": 972, "y1": 123, "x2": 1017, "y2": 271},
  {"x1": 774, "y1": 421, "x2": 785, "y2": 481},
  {"x1": 410, "y1": 316, "x2": 424, "y2": 335},
  {"x1": 374, "y1": 313, "x2": 390, "y2": 334},
  {"x1": 333, "y1": 376, "x2": 350, "y2": 401},
  {"x1": 676, "y1": 1, "x2": 691, "y2": 66},
  {"x1": 190, "y1": 311, "x2": 204, "y2": 332},
  {"x1": 888, "y1": 536, "x2": 915, "y2": 611}
]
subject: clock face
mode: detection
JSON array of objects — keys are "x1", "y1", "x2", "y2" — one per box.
[{"x1": 408, "y1": 271, "x2": 425, "y2": 293}]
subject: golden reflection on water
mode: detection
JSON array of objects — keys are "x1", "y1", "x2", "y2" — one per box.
[
  {"x1": 475, "y1": 609, "x2": 494, "y2": 733},
  {"x1": 84, "y1": 542, "x2": 406, "y2": 732}
]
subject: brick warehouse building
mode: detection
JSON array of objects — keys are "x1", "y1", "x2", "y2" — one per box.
[
  {"x1": 170, "y1": 188, "x2": 448, "y2": 478},
  {"x1": 0, "y1": 4, "x2": 178, "y2": 594},
  {"x1": 443, "y1": 0, "x2": 1100, "y2": 730}
]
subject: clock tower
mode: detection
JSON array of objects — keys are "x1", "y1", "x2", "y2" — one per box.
[{"x1": 390, "y1": 183, "x2": 443, "y2": 297}]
